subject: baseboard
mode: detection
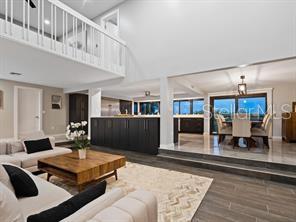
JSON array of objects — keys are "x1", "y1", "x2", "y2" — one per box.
[
  {"x1": 159, "y1": 143, "x2": 175, "y2": 149},
  {"x1": 272, "y1": 136, "x2": 282, "y2": 141}
]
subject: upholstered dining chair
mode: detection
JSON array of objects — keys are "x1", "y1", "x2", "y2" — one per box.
[
  {"x1": 216, "y1": 114, "x2": 232, "y2": 144},
  {"x1": 232, "y1": 118, "x2": 252, "y2": 149},
  {"x1": 251, "y1": 114, "x2": 272, "y2": 148}
]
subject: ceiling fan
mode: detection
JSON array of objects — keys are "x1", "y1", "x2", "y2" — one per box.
[{"x1": 25, "y1": 0, "x2": 36, "y2": 8}]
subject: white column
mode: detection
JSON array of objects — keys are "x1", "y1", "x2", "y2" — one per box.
[
  {"x1": 88, "y1": 88, "x2": 102, "y2": 137},
  {"x1": 160, "y1": 77, "x2": 174, "y2": 149},
  {"x1": 203, "y1": 94, "x2": 211, "y2": 135},
  {"x1": 131, "y1": 100, "x2": 134, "y2": 115}
]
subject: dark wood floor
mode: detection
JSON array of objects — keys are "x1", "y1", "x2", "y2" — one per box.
[{"x1": 91, "y1": 146, "x2": 296, "y2": 222}]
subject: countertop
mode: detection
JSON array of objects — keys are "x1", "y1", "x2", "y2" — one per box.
[{"x1": 92, "y1": 114, "x2": 204, "y2": 118}]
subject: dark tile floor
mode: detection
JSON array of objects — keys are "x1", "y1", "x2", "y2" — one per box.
[{"x1": 92, "y1": 146, "x2": 296, "y2": 222}]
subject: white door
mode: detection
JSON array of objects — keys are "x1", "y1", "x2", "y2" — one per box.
[{"x1": 17, "y1": 87, "x2": 42, "y2": 136}]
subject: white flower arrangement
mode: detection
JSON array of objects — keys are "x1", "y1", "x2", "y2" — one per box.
[{"x1": 66, "y1": 121, "x2": 90, "y2": 150}]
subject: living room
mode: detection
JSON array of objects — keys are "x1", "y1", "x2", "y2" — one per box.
[{"x1": 1, "y1": 0, "x2": 296, "y2": 222}]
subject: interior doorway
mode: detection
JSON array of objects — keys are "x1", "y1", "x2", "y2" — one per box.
[{"x1": 14, "y1": 86, "x2": 43, "y2": 139}]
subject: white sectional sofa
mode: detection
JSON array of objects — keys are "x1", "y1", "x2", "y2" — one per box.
[
  {"x1": 2, "y1": 165, "x2": 158, "y2": 222},
  {"x1": 0, "y1": 131, "x2": 72, "y2": 172}
]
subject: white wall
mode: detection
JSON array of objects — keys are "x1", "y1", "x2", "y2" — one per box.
[
  {"x1": 0, "y1": 79, "x2": 69, "y2": 139},
  {"x1": 93, "y1": 0, "x2": 296, "y2": 85}
]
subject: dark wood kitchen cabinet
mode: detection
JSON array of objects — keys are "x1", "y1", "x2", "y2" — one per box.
[
  {"x1": 180, "y1": 118, "x2": 204, "y2": 134},
  {"x1": 91, "y1": 117, "x2": 160, "y2": 154}
]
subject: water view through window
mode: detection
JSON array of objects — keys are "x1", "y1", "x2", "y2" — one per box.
[{"x1": 211, "y1": 94, "x2": 267, "y2": 133}]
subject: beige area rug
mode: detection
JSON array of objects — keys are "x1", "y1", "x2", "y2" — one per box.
[{"x1": 40, "y1": 162, "x2": 213, "y2": 222}]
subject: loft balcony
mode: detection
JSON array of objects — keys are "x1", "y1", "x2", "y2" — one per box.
[{"x1": 0, "y1": 0, "x2": 126, "y2": 88}]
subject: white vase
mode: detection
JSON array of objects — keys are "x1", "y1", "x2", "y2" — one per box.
[{"x1": 78, "y1": 149, "x2": 87, "y2": 160}]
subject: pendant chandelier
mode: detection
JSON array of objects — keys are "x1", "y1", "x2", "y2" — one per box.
[{"x1": 238, "y1": 75, "x2": 247, "y2": 95}]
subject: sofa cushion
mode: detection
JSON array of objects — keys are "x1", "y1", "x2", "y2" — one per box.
[
  {"x1": 0, "y1": 155, "x2": 21, "y2": 166},
  {"x1": 19, "y1": 173, "x2": 71, "y2": 219},
  {"x1": 0, "y1": 141, "x2": 7, "y2": 155},
  {"x1": 27, "y1": 181, "x2": 107, "y2": 222},
  {"x1": 0, "y1": 164, "x2": 14, "y2": 192},
  {"x1": 8, "y1": 141, "x2": 25, "y2": 154},
  {"x1": 0, "y1": 182, "x2": 25, "y2": 222},
  {"x1": 127, "y1": 190, "x2": 158, "y2": 222},
  {"x1": 3, "y1": 164, "x2": 38, "y2": 198},
  {"x1": 112, "y1": 197, "x2": 149, "y2": 222},
  {"x1": 24, "y1": 138, "x2": 53, "y2": 154},
  {"x1": 10, "y1": 147, "x2": 72, "y2": 169},
  {"x1": 61, "y1": 188, "x2": 125, "y2": 222},
  {"x1": 90, "y1": 206, "x2": 133, "y2": 222}
]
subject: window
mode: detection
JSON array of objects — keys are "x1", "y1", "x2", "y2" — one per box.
[
  {"x1": 180, "y1": 100, "x2": 191, "y2": 114},
  {"x1": 193, "y1": 100, "x2": 204, "y2": 114},
  {"x1": 213, "y1": 98, "x2": 236, "y2": 116},
  {"x1": 134, "y1": 102, "x2": 138, "y2": 115},
  {"x1": 173, "y1": 101, "x2": 180, "y2": 114},
  {"x1": 238, "y1": 96, "x2": 266, "y2": 119},
  {"x1": 140, "y1": 102, "x2": 160, "y2": 115}
]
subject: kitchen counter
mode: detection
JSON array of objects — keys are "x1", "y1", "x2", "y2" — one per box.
[{"x1": 96, "y1": 114, "x2": 204, "y2": 118}]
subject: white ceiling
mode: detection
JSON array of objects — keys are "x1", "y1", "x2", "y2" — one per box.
[
  {"x1": 0, "y1": 37, "x2": 121, "y2": 88},
  {"x1": 101, "y1": 58, "x2": 296, "y2": 100}
]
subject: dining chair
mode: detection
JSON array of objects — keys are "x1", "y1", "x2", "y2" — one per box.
[
  {"x1": 251, "y1": 114, "x2": 272, "y2": 148},
  {"x1": 232, "y1": 118, "x2": 251, "y2": 149},
  {"x1": 216, "y1": 114, "x2": 232, "y2": 144}
]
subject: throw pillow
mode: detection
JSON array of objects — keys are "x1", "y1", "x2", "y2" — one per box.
[
  {"x1": 23, "y1": 138, "x2": 53, "y2": 154},
  {"x1": 0, "y1": 164, "x2": 14, "y2": 193},
  {"x1": 3, "y1": 164, "x2": 38, "y2": 198},
  {"x1": 0, "y1": 182, "x2": 25, "y2": 222},
  {"x1": 27, "y1": 180, "x2": 107, "y2": 222}
]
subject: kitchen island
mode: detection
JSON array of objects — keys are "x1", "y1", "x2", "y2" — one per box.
[{"x1": 91, "y1": 116, "x2": 178, "y2": 155}]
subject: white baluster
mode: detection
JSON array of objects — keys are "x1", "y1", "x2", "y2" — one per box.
[
  {"x1": 37, "y1": 0, "x2": 40, "y2": 45},
  {"x1": 54, "y1": 5, "x2": 57, "y2": 50},
  {"x1": 97, "y1": 31, "x2": 100, "y2": 66},
  {"x1": 50, "y1": 3, "x2": 53, "y2": 49},
  {"x1": 22, "y1": 0, "x2": 25, "y2": 39},
  {"x1": 72, "y1": 16, "x2": 74, "y2": 57},
  {"x1": 27, "y1": 0, "x2": 30, "y2": 41},
  {"x1": 10, "y1": 0, "x2": 13, "y2": 35},
  {"x1": 82, "y1": 22, "x2": 84, "y2": 61},
  {"x1": 5, "y1": 0, "x2": 8, "y2": 34},
  {"x1": 62, "y1": 10, "x2": 65, "y2": 53},
  {"x1": 41, "y1": 0, "x2": 44, "y2": 46},
  {"x1": 75, "y1": 18, "x2": 78, "y2": 58},
  {"x1": 66, "y1": 12, "x2": 68, "y2": 55}
]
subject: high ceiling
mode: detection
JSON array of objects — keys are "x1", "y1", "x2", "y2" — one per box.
[
  {"x1": 101, "y1": 58, "x2": 296, "y2": 100},
  {"x1": 60, "y1": 0, "x2": 126, "y2": 19}
]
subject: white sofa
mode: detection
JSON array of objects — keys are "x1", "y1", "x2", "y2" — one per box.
[
  {"x1": 1, "y1": 165, "x2": 158, "y2": 222},
  {"x1": 0, "y1": 131, "x2": 72, "y2": 172}
]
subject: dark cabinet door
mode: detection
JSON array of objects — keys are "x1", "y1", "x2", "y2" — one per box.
[
  {"x1": 97, "y1": 119, "x2": 105, "y2": 146},
  {"x1": 138, "y1": 118, "x2": 159, "y2": 154},
  {"x1": 119, "y1": 119, "x2": 129, "y2": 149},
  {"x1": 180, "y1": 118, "x2": 204, "y2": 134},
  {"x1": 128, "y1": 119, "x2": 139, "y2": 151},
  {"x1": 112, "y1": 119, "x2": 120, "y2": 148},
  {"x1": 104, "y1": 119, "x2": 113, "y2": 147},
  {"x1": 91, "y1": 118, "x2": 98, "y2": 145}
]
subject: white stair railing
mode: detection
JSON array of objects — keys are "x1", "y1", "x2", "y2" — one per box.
[{"x1": 0, "y1": 0, "x2": 126, "y2": 75}]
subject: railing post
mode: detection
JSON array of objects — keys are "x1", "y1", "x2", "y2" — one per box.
[
  {"x1": 50, "y1": 3, "x2": 53, "y2": 49},
  {"x1": 62, "y1": 10, "x2": 65, "y2": 54},
  {"x1": 42, "y1": 0, "x2": 44, "y2": 46},
  {"x1": 54, "y1": 5, "x2": 57, "y2": 50},
  {"x1": 10, "y1": 0, "x2": 13, "y2": 36},
  {"x1": 22, "y1": 0, "x2": 25, "y2": 39},
  {"x1": 5, "y1": 0, "x2": 8, "y2": 34},
  {"x1": 27, "y1": 0, "x2": 30, "y2": 41},
  {"x1": 66, "y1": 12, "x2": 68, "y2": 55},
  {"x1": 75, "y1": 17, "x2": 78, "y2": 58},
  {"x1": 37, "y1": 0, "x2": 40, "y2": 45}
]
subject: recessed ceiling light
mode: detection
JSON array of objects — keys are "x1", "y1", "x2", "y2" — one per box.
[
  {"x1": 44, "y1": 19, "x2": 50, "y2": 25},
  {"x1": 10, "y1": 72, "x2": 22, "y2": 76},
  {"x1": 238, "y1": 64, "x2": 248, "y2": 68}
]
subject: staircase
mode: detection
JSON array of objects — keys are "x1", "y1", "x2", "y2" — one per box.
[
  {"x1": 158, "y1": 149, "x2": 296, "y2": 185},
  {"x1": 0, "y1": 0, "x2": 126, "y2": 77}
]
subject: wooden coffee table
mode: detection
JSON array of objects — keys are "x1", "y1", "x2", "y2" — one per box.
[{"x1": 38, "y1": 150, "x2": 126, "y2": 191}]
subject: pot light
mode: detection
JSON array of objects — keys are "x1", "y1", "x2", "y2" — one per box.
[{"x1": 44, "y1": 19, "x2": 50, "y2": 25}]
